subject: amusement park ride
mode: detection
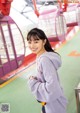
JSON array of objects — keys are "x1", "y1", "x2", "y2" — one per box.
[
  {"x1": 0, "y1": 0, "x2": 80, "y2": 85},
  {"x1": 0, "y1": 0, "x2": 25, "y2": 83}
]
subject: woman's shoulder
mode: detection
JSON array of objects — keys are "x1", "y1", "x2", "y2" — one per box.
[
  {"x1": 40, "y1": 52, "x2": 59, "y2": 58},
  {"x1": 36, "y1": 52, "x2": 62, "y2": 69},
  {"x1": 37, "y1": 52, "x2": 60, "y2": 62}
]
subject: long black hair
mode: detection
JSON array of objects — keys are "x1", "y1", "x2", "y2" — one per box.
[{"x1": 27, "y1": 28, "x2": 58, "y2": 54}]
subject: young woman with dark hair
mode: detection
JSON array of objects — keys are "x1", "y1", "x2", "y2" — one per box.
[{"x1": 27, "y1": 28, "x2": 68, "y2": 113}]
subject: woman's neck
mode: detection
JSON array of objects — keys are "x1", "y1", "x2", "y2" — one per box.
[{"x1": 37, "y1": 50, "x2": 47, "y2": 58}]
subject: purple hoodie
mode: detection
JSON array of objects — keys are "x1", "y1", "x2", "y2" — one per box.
[{"x1": 28, "y1": 52, "x2": 68, "y2": 113}]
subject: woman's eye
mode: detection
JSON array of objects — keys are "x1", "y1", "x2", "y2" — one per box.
[
  {"x1": 34, "y1": 41, "x2": 39, "y2": 43},
  {"x1": 28, "y1": 41, "x2": 31, "y2": 44},
  {"x1": 35, "y1": 42, "x2": 38, "y2": 43}
]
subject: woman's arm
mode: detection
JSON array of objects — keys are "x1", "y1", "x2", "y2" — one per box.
[{"x1": 28, "y1": 57, "x2": 62, "y2": 102}]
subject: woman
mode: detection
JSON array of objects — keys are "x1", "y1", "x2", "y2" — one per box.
[{"x1": 27, "y1": 28, "x2": 68, "y2": 113}]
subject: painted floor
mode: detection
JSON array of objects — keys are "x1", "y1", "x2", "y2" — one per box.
[{"x1": 0, "y1": 27, "x2": 80, "y2": 113}]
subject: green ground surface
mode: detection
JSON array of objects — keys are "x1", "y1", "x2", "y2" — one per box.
[{"x1": 0, "y1": 30, "x2": 80, "y2": 113}]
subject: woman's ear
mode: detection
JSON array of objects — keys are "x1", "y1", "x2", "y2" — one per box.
[{"x1": 43, "y1": 39, "x2": 46, "y2": 45}]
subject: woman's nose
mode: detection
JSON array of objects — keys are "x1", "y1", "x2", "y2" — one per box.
[{"x1": 30, "y1": 42, "x2": 35, "y2": 48}]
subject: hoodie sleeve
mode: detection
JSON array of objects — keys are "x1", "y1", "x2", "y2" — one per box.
[{"x1": 28, "y1": 57, "x2": 63, "y2": 102}]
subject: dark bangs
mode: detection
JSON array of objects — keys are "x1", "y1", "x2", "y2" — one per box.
[
  {"x1": 27, "y1": 28, "x2": 47, "y2": 41},
  {"x1": 27, "y1": 34, "x2": 40, "y2": 41}
]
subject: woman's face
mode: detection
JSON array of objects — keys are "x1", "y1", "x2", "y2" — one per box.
[{"x1": 27, "y1": 36, "x2": 46, "y2": 56}]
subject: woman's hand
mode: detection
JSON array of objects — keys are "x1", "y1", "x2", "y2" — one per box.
[{"x1": 29, "y1": 76, "x2": 37, "y2": 80}]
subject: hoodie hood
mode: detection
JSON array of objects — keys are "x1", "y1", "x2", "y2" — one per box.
[{"x1": 37, "y1": 52, "x2": 62, "y2": 70}]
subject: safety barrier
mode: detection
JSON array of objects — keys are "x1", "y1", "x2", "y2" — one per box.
[{"x1": 75, "y1": 83, "x2": 80, "y2": 113}]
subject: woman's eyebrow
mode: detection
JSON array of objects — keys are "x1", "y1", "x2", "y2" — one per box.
[{"x1": 35, "y1": 39, "x2": 40, "y2": 41}]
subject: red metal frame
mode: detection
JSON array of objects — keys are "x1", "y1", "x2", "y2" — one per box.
[
  {"x1": 32, "y1": 0, "x2": 68, "y2": 17},
  {"x1": 57, "y1": 0, "x2": 68, "y2": 12},
  {"x1": 0, "y1": 0, "x2": 13, "y2": 16},
  {"x1": 32, "y1": 0, "x2": 39, "y2": 17}
]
